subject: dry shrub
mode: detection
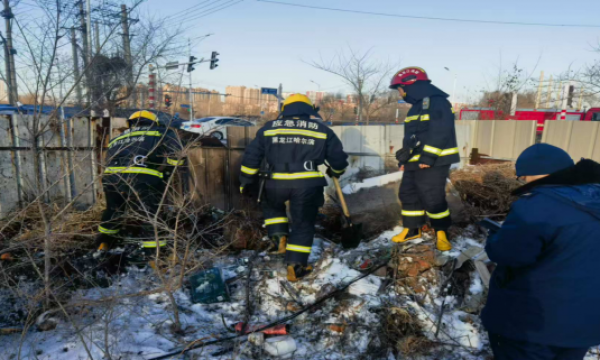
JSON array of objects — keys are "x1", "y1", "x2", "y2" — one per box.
[
  {"x1": 0, "y1": 201, "x2": 104, "y2": 254},
  {"x1": 376, "y1": 306, "x2": 433, "y2": 357},
  {"x1": 450, "y1": 164, "x2": 521, "y2": 223}
]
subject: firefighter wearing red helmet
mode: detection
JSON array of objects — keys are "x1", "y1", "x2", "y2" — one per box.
[{"x1": 389, "y1": 67, "x2": 459, "y2": 251}]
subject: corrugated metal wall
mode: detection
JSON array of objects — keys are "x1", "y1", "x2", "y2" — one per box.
[{"x1": 543, "y1": 121, "x2": 600, "y2": 162}]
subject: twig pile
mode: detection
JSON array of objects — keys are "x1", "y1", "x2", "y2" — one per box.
[{"x1": 450, "y1": 164, "x2": 521, "y2": 224}]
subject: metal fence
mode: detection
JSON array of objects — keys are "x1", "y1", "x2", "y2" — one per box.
[
  {"x1": 0, "y1": 114, "x2": 98, "y2": 218},
  {"x1": 3, "y1": 117, "x2": 585, "y2": 218},
  {"x1": 543, "y1": 120, "x2": 600, "y2": 162}
]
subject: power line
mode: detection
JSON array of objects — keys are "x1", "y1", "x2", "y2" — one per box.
[
  {"x1": 168, "y1": 0, "x2": 222, "y2": 23},
  {"x1": 179, "y1": 0, "x2": 244, "y2": 24},
  {"x1": 163, "y1": 0, "x2": 216, "y2": 21},
  {"x1": 256, "y1": 0, "x2": 600, "y2": 28}
]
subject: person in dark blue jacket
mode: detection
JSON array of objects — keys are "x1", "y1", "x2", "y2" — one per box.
[{"x1": 482, "y1": 143, "x2": 600, "y2": 360}]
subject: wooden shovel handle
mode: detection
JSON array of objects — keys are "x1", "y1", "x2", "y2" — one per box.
[{"x1": 332, "y1": 177, "x2": 351, "y2": 219}]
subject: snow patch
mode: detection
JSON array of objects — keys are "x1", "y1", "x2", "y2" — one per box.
[{"x1": 342, "y1": 171, "x2": 403, "y2": 194}]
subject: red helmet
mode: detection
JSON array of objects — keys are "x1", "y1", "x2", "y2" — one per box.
[{"x1": 389, "y1": 67, "x2": 429, "y2": 89}]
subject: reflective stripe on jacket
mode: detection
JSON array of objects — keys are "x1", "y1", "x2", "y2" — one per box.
[
  {"x1": 403, "y1": 96, "x2": 460, "y2": 169},
  {"x1": 240, "y1": 116, "x2": 348, "y2": 189},
  {"x1": 104, "y1": 123, "x2": 185, "y2": 179}
]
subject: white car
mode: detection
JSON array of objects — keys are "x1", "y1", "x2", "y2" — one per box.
[{"x1": 180, "y1": 116, "x2": 255, "y2": 140}]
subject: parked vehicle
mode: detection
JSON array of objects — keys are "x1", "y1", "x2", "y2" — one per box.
[
  {"x1": 459, "y1": 107, "x2": 600, "y2": 132},
  {"x1": 180, "y1": 117, "x2": 255, "y2": 140}
]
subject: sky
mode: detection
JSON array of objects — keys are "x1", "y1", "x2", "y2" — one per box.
[{"x1": 141, "y1": 0, "x2": 600, "y2": 103}]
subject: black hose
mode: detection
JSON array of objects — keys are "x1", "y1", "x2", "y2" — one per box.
[{"x1": 148, "y1": 257, "x2": 390, "y2": 360}]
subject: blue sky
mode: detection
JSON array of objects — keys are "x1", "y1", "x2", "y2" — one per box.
[{"x1": 142, "y1": 0, "x2": 600, "y2": 102}]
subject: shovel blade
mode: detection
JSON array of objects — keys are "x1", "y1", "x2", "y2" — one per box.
[{"x1": 341, "y1": 222, "x2": 363, "y2": 249}]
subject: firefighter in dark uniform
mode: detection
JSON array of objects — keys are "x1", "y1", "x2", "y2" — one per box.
[
  {"x1": 389, "y1": 67, "x2": 459, "y2": 251},
  {"x1": 96, "y1": 110, "x2": 185, "y2": 265},
  {"x1": 240, "y1": 94, "x2": 348, "y2": 282}
]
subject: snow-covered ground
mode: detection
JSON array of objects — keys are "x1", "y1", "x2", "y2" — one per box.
[
  {"x1": 2, "y1": 227, "x2": 599, "y2": 360},
  {"x1": 0, "y1": 228, "x2": 494, "y2": 360}
]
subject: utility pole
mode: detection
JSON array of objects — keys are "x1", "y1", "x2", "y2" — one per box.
[
  {"x1": 70, "y1": 28, "x2": 83, "y2": 106},
  {"x1": 534, "y1": 71, "x2": 544, "y2": 110},
  {"x1": 94, "y1": 21, "x2": 100, "y2": 55},
  {"x1": 188, "y1": 39, "x2": 194, "y2": 119},
  {"x1": 148, "y1": 64, "x2": 156, "y2": 109},
  {"x1": 545, "y1": 75, "x2": 553, "y2": 109},
  {"x1": 78, "y1": 1, "x2": 91, "y2": 105},
  {"x1": 121, "y1": 4, "x2": 135, "y2": 107},
  {"x1": 0, "y1": 31, "x2": 12, "y2": 105},
  {"x1": 555, "y1": 81, "x2": 562, "y2": 110},
  {"x1": 277, "y1": 83, "x2": 283, "y2": 111},
  {"x1": 2, "y1": 0, "x2": 17, "y2": 105}
]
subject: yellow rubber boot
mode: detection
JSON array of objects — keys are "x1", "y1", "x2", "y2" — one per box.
[
  {"x1": 436, "y1": 231, "x2": 452, "y2": 252},
  {"x1": 287, "y1": 264, "x2": 313, "y2": 283},
  {"x1": 392, "y1": 228, "x2": 422, "y2": 243},
  {"x1": 277, "y1": 236, "x2": 287, "y2": 255}
]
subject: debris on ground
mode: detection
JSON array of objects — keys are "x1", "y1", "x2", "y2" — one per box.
[
  {"x1": 450, "y1": 163, "x2": 521, "y2": 224},
  {"x1": 0, "y1": 223, "x2": 497, "y2": 360}
]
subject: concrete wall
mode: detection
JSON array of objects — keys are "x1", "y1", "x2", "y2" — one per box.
[{"x1": 543, "y1": 121, "x2": 600, "y2": 162}]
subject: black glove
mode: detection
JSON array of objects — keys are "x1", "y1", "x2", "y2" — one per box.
[
  {"x1": 239, "y1": 177, "x2": 255, "y2": 195},
  {"x1": 395, "y1": 147, "x2": 412, "y2": 165},
  {"x1": 326, "y1": 167, "x2": 345, "y2": 178}
]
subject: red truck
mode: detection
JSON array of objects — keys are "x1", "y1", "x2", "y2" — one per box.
[{"x1": 459, "y1": 107, "x2": 600, "y2": 132}]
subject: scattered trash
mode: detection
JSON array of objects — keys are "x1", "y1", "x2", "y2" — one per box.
[
  {"x1": 0, "y1": 328, "x2": 22, "y2": 336},
  {"x1": 189, "y1": 268, "x2": 230, "y2": 304},
  {"x1": 263, "y1": 335, "x2": 297, "y2": 358},
  {"x1": 234, "y1": 322, "x2": 288, "y2": 335},
  {"x1": 36, "y1": 310, "x2": 61, "y2": 332},
  {"x1": 328, "y1": 324, "x2": 347, "y2": 333},
  {"x1": 248, "y1": 332, "x2": 265, "y2": 346}
]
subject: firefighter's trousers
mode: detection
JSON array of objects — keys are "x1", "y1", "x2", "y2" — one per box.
[
  {"x1": 97, "y1": 173, "x2": 167, "y2": 251},
  {"x1": 262, "y1": 186, "x2": 324, "y2": 266},
  {"x1": 399, "y1": 165, "x2": 451, "y2": 230}
]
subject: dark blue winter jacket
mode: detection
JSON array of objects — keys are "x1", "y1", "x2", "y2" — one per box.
[{"x1": 482, "y1": 159, "x2": 600, "y2": 348}]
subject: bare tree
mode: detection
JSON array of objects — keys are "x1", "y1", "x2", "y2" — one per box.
[{"x1": 307, "y1": 48, "x2": 399, "y2": 124}]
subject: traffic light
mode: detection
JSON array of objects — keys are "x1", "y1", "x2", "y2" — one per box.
[
  {"x1": 210, "y1": 51, "x2": 219, "y2": 70},
  {"x1": 353, "y1": 107, "x2": 358, "y2": 115},
  {"x1": 165, "y1": 94, "x2": 172, "y2": 108},
  {"x1": 187, "y1": 56, "x2": 196, "y2": 73}
]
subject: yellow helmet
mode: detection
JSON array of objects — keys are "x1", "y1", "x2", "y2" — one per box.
[
  {"x1": 281, "y1": 94, "x2": 314, "y2": 111},
  {"x1": 129, "y1": 110, "x2": 158, "y2": 123}
]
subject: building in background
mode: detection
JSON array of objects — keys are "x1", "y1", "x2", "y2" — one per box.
[
  {"x1": 244, "y1": 88, "x2": 260, "y2": 104},
  {"x1": 225, "y1": 86, "x2": 246, "y2": 104},
  {"x1": 306, "y1": 90, "x2": 325, "y2": 104}
]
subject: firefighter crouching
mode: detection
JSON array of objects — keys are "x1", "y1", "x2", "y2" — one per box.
[
  {"x1": 240, "y1": 94, "x2": 349, "y2": 282},
  {"x1": 389, "y1": 67, "x2": 459, "y2": 251},
  {"x1": 96, "y1": 110, "x2": 185, "y2": 267}
]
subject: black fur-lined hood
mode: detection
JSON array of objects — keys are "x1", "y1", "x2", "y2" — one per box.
[{"x1": 513, "y1": 159, "x2": 600, "y2": 218}]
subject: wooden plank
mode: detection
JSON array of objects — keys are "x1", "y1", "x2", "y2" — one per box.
[
  {"x1": 205, "y1": 148, "x2": 227, "y2": 210},
  {"x1": 247, "y1": 126, "x2": 260, "y2": 144},
  {"x1": 227, "y1": 127, "x2": 247, "y2": 148},
  {"x1": 187, "y1": 148, "x2": 207, "y2": 205},
  {"x1": 229, "y1": 149, "x2": 261, "y2": 214}
]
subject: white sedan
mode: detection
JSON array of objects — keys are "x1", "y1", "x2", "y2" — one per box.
[{"x1": 180, "y1": 117, "x2": 255, "y2": 140}]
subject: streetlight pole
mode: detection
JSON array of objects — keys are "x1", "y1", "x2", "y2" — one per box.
[{"x1": 444, "y1": 67, "x2": 457, "y2": 108}]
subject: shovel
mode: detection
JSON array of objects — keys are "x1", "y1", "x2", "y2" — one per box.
[{"x1": 332, "y1": 177, "x2": 363, "y2": 249}]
